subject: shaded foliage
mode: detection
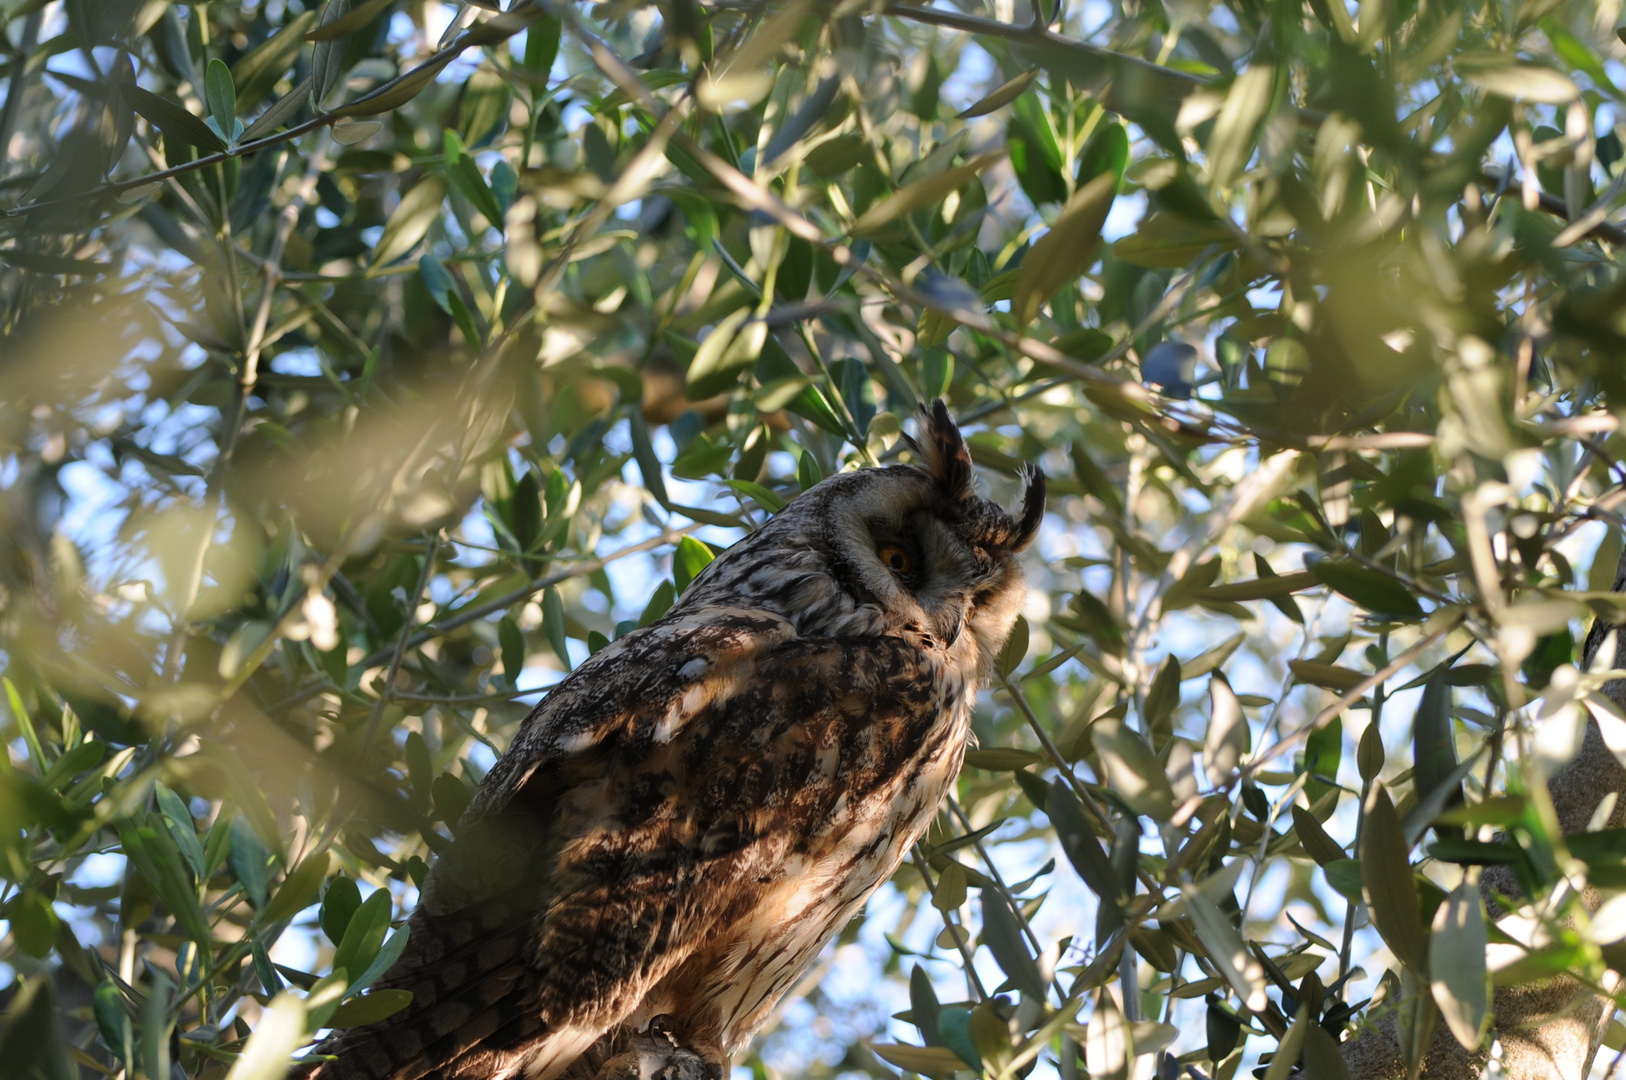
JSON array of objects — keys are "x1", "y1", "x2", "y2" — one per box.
[{"x1": 4, "y1": 0, "x2": 1626, "y2": 1077}]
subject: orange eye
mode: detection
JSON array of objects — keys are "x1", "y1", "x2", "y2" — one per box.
[{"x1": 878, "y1": 544, "x2": 915, "y2": 576}]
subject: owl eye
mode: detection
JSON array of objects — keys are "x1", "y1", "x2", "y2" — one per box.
[{"x1": 878, "y1": 544, "x2": 916, "y2": 577}]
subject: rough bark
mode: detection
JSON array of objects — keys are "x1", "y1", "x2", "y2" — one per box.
[{"x1": 1343, "y1": 550, "x2": 1626, "y2": 1079}]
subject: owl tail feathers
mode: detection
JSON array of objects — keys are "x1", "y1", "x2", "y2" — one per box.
[{"x1": 298, "y1": 1003, "x2": 597, "y2": 1080}]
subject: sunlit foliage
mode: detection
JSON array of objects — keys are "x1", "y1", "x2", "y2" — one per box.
[{"x1": 5, "y1": 0, "x2": 1626, "y2": 1077}]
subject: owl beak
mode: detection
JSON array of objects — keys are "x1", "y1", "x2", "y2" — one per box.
[{"x1": 1010, "y1": 464, "x2": 1045, "y2": 552}]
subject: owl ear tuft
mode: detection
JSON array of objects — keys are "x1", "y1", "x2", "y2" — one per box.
[
  {"x1": 916, "y1": 400, "x2": 974, "y2": 501},
  {"x1": 1011, "y1": 463, "x2": 1046, "y2": 551}
]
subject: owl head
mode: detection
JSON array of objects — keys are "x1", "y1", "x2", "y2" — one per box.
[{"x1": 681, "y1": 401, "x2": 1043, "y2": 682}]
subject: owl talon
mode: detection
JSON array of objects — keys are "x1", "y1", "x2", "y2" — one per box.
[{"x1": 591, "y1": 1021, "x2": 708, "y2": 1080}]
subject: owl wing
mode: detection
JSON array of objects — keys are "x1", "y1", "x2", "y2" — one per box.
[{"x1": 316, "y1": 607, "x2": 945, "y2": 1080}]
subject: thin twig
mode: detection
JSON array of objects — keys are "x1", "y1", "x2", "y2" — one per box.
[
  {"x1": 264, "y1": 526, "x2": 699, "y2": 715},
  {"x1": 359, "y1": 533, "x2": 440, "y2": 758},
  {"x1": 161, "y1": 142, "x2": 329, "y2": 683},
  {"x1": 911, "y1": 845, "x2": 990, "y2": 1001},
  {"x1": 5, "y1": 5, "x2": 546, "y2": 217},
  {"x1": 1246, "y1": 616, "x2": 1462, "y2": 774}
]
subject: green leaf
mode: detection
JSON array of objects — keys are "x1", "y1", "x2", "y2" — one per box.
[
  {"x1": 1085, "y1": 993, "x2": 1129, "y2": 1080},
  {"x1": 432, "y1": 773, "x2": 472, "y2": 830},
  {"x1": 1262, "y1": 1001, "x2": 1310, "y2": 1080},
  {"x1": 936, "y1": 1007, "x2": 981, "y2": 1068},
  {"x1": 1141, "y1": 654, "x2": 1181, "y2": 742},
  {"x1": 995, "y1": 615, "x2": 1029, "y2": 678},
  {"x1": 1412, "y1": 671, "x2": 1458, "y2": 814},
  {"x1": 1463, "y1": 62, "x2": 1579, "y2": 103},
  {"x1": 639, "y1": 580, "x2": 677, "y2": 626},
  {"x1": 1206, "y1": 997, "x2": 1241, "y2": 1061},
  {"x1": 1301, "y1": 714, "x2": 1342, "y2": 807},
  {"x1": 0, "y1": 977, "x2": 71, "y2": 1080},
  {"x1": 1300, "y1": 1022, "x2": 1353, "y2": 1080},
  {"x1": 371, "y1": 175, "x2": 447, "y2": 268},
  {"x1": 5, "y1": 890, "x2": 58, "y2": 956},
  {"x1": 1207, "y1": 64, "x2": 1274, "y2": 188},
  {"x1": 124, "y1": 84, "x2": 227, "y2": 152},
  {"x1": 868, "y1": 1043, "x2": 967, "y2": 1079},
  {"x1": 1181, "y1": 632, "x2": 1245, "y2": 681},
  {"x1": 629, "y1": 412, "x2": 670, "y2": 509},
  {"x1": 1309, "y1": 558, "x2": 1424, "y2": 618},
  {"x1": 262, "y1": 851, "x2": 329, "y2": 926},
  {"x1": 232, "y1": 11, "x2": 318, "y2": 111},
  {"x1": 1292, "y1": 804, "x2": 1345, "y2": 866},
  {"x1": 1430, "y1": 882, "x2": 1489, "y2": 1049},
  {"x1": 850, "y1": 151, "x2": 1004, "y2": 236},
  {"x1": 93, "y1": 980, "x2": 133, "y2": 1065},
  {"x1": 969, "y1": 1001, "x2": 1013, "y2": 1073},
  {"x1": 1091, "y1": 717, "x2": 1177, "y2": 821},
  {"x1": 155, "y1": 783, "x2": 208, "y2": 882},
  {"x1": 330, "y1": 51, "x2": 459, "y2": 117},
  {"x1": 120, "y1": 819, "x2": 211, "y2": 945},
  {"x1": 1113, "y1": 214, "x2": 1237, "y2": 268},
  {"x1": 205, "y1": 58, "x2": 237, "y2": 132},
  {"x1": 223, "y1": 992, "x2": 306, "y2": 1080},
  {"x1": 909, "y1": 964, "x2": 942, "y2": 1045},
  {"x1": 1360, "y1": 783, "x2": 1426, "y2": 972},
  {"x1": 981, "y1": 892, "x2": 1047, "y2": 999},
  {"x1": 231, "y1": 817, "x2": 271, "y2": 908},
  {"x1": 458, "y1": 68, "x2": 510, "y2": 147},
  {"x1": 320, "y1": 875, "x2": 362, "y2": 946},
  {"x1": 1197, "y1": 571, "x2": 1318, "y2": 601},
  {"x1": 543, "y1": 586, "x2": 570, "y2": 669},
  {"x1": 1203, "y1": 674, "x2": 1249, "y2": 787},
  {"x1": 204, "y1": 744, "x2": 285, "y2": 859},
  {"x1": 1288, "y1": 660, "x2": 1367, "y2": 691},
  {"x1": 688, "y1": 309, "x2": 766, "y2": 399},
  {"x1": 957, "y1": 68, "x2": 1040, "y2": 118},
  {"x1": 498, "y1": 615, "x2": 525, "y2": 688},
  {"x1": 673, "y1": 536, "x2": 717, "y2": 594},
  {"x1": 931, "y1": 861, "x2": 967, "y2": 910},
  {"x1": 724, "y1": 479, "x2": 786, "y2": 513},
  {"x1": 352, "y1": 925, "x2": 410, "y2": 993},
  {"x1": 1048, "y1": 778, "x2": 1120, "y2": 907},
  {"x1": 1183, "y1": 886, "x2": 1268, "y2": 1011},
  {"x1": 325, "y1": 989, "x2": 413, "y2": 1027},
  {"x1": 1012, "y1": 171, "x2": 1115, "y2": 326},
  {"x1": 404, "y1": 732, "x2": 432, "y2": 811},
  {"x1": 804, "y1": 133, "x2": 869, "y2": 177},
  {"x1": 311, "y1": 0, "x2": 354, "y2": 108},
  {"x1": 331, "y1": 887, "x2": 392, "y2": 982},
  {"x1": 1078, "y1": 119, "x2": 1130, "y2": 189},
  {"x1": 964, "y1": 748, "x2": 1044, "y2": 771},
  {"x1": 39, "y1": 738, "x2": 102, "y2": 790},
  {"x1": 443, "y1": 130, "x2": 505, "y2": 227},
  {"x1": 305, "y1": 0, "x2": 394, "y2": 40},
  {"x1": 522, "y1": 15, "x2": 562, "y2": 78}
]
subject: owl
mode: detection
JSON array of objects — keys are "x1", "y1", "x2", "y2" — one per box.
[{"x1": 306, "y1": 401, "x2": 1044, "y2": 1080}]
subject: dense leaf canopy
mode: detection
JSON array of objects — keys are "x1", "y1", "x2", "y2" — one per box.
[{"x1": 5, "y1": 0, "x2": 1626, "y2": 1077}]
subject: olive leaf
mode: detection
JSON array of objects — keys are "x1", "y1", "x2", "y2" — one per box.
[
  {"x1": 1430, "y1": 882, "x2": 1489, "y2": 1048},
  {"x1": 1012, "y1": 171, "x2": 1116, "y2": 326}
]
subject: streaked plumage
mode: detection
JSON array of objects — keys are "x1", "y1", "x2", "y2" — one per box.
[{"x1": 307, "y1": 402, "x2": 1044, "y2": 1080}]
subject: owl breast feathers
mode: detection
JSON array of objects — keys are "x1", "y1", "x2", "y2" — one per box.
[{"x1": 308, "y1": 402, "x2": 1044, "y2": 1080}]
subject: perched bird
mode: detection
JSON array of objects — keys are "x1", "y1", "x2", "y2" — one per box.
[{"x1": 306, "y1": 401, "x2": 1044, "y2": 1080}]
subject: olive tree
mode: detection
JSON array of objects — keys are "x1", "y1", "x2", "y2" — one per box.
[{"x1": 4, "y1": 0, "x2": 1626, "y2": 1078}]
